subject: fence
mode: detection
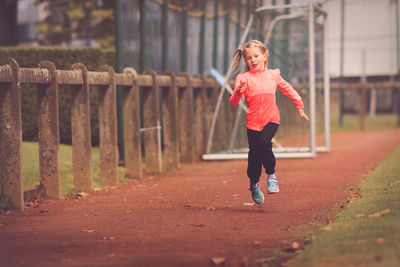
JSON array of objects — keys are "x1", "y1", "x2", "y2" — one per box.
[
  {"x1": 1, "y1": 57, "x2": 399, "y2": 211},
  {"x1": 0, "y1": 57, "x2": 219, "y2": 210},
  {"x1": 330, "y1": 81, "x2": 400, "y2": 130}
]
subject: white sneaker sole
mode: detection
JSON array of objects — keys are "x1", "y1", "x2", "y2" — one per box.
[{"x1": 267, "y1": 188, "x2": 279, "y2": 194}]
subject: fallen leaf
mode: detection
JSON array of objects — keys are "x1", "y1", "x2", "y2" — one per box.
[
  {"x1": 243, "y1": 202, "x2": 255, "y2": 206},
  {"x1": 93, "y1": 188, "x2": 102, "y2": 191},
  {"x1": 369, "y1": 209, "x2": 391, "y2": 218},
  {"x1": 231, "y1": 194, "x2": 240, "y2": 197},
  {"x1": 211, "y1": 257, "x2": 226, "y2": 265},
  {"x1": 82, "y1": 229, "x2": 96, "y2": 233},
  {"x1": 77, "y1": 192, "x2": 88, "y2": 198},
  {"x1": 190, "y1": 224, "x2": 206, "y2": 227},
  {"x1": 101, "y1": 236, "x2": 115, "y2": 240},
  {"x1": 206, "y1": 206, "x2": 216, "y2": 211},
  {"x1": 291, "y1": 241, "x2": 300, "y2": 249},
  {"x1": 322, "y1": 226, "x2": 332, "y2": 231},
  {"x1": 375, "y1": 237, "x2": 384, "y2": 245},
  {"x1": 254, "y1": 240, "x2": 262, "y2": 248}
]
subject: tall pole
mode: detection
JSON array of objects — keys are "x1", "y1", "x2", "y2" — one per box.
[
  {"x1": 199, "y1": 0, "x2": 206, "y2": 74},
  {"x1": 246, "y1": 0, "x2": 251, "y2": 41},
  {"x1": 280, "y1": 0, "x2": 290, "y2": 79},
  {"x1": 269, "y1": 0, "x2": 276, "y2": 68},
  {"x1": 213, "y1": 0, "x2": 219, "y2": 69},
  {"x1": 115, "y1": 0, "x2": 125, "y2": 162},
  {"x1": 308, "y1": 2, "x2": 316, "y2": 158},
  {"x1": 223, "y1": 0, "x2": 230, "y2": 73},
  {"x1": 161, "y1": 0, "x2": 169, "y2": 72},
  {"x1": 339, "y1": 0, "x2": 345, "y2": 126},
  {"x1": 181, "y1": 0, "x2": 188, "y2": 72},
  {"x1": 139, "y1": 0, "x2": 147, "y2": 72},
  {"x1": 236, "y1": 0, "x2": 241, "y2": 47}
]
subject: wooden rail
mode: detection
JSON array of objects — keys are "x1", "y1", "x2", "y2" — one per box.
[{"x1": 0, "y1": 57, "x2": 219, "y2": 210}]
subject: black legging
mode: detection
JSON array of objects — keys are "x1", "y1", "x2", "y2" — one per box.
[{"x1": 247, "y1": 123, "x2": 279, "y2": 184}]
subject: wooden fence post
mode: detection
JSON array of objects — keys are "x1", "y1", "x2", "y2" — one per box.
[
  {"x1": 193, "y1": 74, "x2": 208, "y2": 157},
  {"x1": 142, "y1": 69, "x2": 162, "y2": 174},
  {"x1": 0, "y1": 58, "x2": 24, "y2": 210},
  {"x1": 178, "y1": 72, "x2": 194, "y2": 163},
  {"x1": 37, "y1": 61, "x2": 61, "y2": 199},
  {"x1": 98, "y1": 65, "x2": 119, "y2": 187},
  {"x1": 71, "y1": 63, "x2": 93, "y2": 192},
  {"x1": 162, "y1": 71, "x2": 180, "y2": 170},
  {"x1": 122, "y1": 67, "x2": 143, "y2": 179}
]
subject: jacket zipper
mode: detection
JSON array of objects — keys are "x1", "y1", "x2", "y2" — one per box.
[{"x1": 260, "y1": 87, "x2": 263, "y2": 130}]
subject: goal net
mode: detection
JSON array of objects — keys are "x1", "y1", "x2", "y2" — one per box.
[{"x1": 203, "y1": 3, "x2": 330, "y2": 160}]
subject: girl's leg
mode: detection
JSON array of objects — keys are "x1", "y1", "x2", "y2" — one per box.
[
  {"x1": 247, "y1": 128, "x2": 262, "y2": 185},
  {"x1": 260, "y1": 123, "x2": 279, "y2": 175}
]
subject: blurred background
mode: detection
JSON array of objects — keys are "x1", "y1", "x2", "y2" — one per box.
[{"x1": 0, "y1": 0, "x2": 399, "y2": 148}]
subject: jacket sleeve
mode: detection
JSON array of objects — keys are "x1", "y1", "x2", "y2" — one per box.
[
  {"x1": 273, "y1": 69, "x2": 304, "y2": 110},
  {"x1": 229, "y1": 75, "x2": 246, "y2": 106}
]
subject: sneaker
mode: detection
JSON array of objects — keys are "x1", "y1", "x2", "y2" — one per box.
[
  {"x1": 249, "y1": 184, "x2": 264, "y2": 204},
  {"x1": 267, "y1": 178, "x2": 279, "y2": 194}
]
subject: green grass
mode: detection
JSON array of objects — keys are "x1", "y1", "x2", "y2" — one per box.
[
  {"x1": 331, "y1": 114, "x2": 398, "y2": 132},
  {"x1": 22, "y1": 142, "x2": 128, "y2": 196},
  {"x1": 292, "y1": 145, "x2": 400, "y2": 267}
]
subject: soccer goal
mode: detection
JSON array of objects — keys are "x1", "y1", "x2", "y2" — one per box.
[{"x1": 203, "y1": 2, "x2": 330, "y2": 160}]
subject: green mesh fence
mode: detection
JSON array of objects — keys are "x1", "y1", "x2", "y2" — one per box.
[{"x1": 118, "y1": 0, "x2": 250, "y2": 76}]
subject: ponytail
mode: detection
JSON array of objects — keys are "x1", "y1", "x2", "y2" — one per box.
[{"x1": 231, "y1": 48, "x2": 242, "y2": 72}]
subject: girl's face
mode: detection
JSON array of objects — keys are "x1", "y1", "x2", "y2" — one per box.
[{"x1": 244, "y1": 47, "x2": 268, "y2": 72}]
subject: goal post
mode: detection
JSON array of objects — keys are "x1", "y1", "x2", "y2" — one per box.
[{"x1": 203, "y1": 3, "x2": 330, "y2": 161}]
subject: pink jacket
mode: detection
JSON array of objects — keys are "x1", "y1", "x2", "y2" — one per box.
[{"x1": 229, "y1": 67, "x2": 304, "y2": 131}]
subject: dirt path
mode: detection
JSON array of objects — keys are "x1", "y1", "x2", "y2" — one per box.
[{"x1": 1, "y1": 129, "x2": 400, "y2": 267}]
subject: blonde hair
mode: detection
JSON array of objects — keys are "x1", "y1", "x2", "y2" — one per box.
[{"x1": 231, "y1": 40, "x2": 269, "y2": 72}]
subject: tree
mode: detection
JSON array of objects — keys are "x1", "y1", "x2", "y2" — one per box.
[
  {"x1": 0, "y1": 0, "x2": 18, "y2": 46},
  {"x1": 35, "y1": 0, "x2": 115, "y2": 48}
]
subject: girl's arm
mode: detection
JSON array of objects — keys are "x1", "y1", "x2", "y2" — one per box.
[
  {"x1": 276, "y1": 71, "x2": 309, "y2": 121},
  {"x1": 229, "y1": 77, "x2": 246, "y2": 106}
]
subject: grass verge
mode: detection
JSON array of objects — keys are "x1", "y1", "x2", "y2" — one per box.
[
  {"x1": 22, "y1": 142, "x2": 128, "y2": 196},
  {"x1": 330, "y1": 114, "x2": 398, "y2": 133},
  {"x1": 292, "y1": 145, "x2": 400, "y2": 267}
]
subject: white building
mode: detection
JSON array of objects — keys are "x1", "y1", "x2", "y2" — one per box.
[{"x1": 326, "y1": 0, "x2": 399, "y2": 78}]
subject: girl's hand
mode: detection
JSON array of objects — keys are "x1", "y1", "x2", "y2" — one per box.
[
  {"x1": 236, "y1": 81, "x2": 246, "y2": 96},
  {"x1": 299, "y1": 109, "x2": 310, "y2": 121}
]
